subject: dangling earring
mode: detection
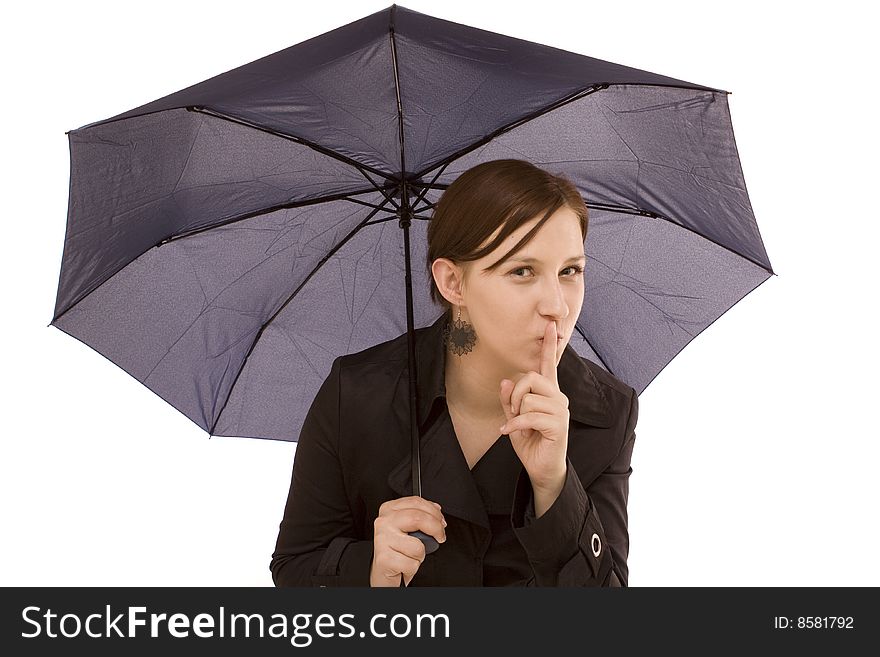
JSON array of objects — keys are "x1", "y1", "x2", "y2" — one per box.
[{"x1": 443, "y1": 305, "x2": 477, "y2": 356}]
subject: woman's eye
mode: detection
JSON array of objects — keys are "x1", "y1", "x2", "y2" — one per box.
[{"x1": 510, "y1": 266, "x2": 584, "y2": 277}]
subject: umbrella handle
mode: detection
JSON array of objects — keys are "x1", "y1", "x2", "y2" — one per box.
[{"x1": 408, "y1": 530, "x2": 440, "y2": 554}]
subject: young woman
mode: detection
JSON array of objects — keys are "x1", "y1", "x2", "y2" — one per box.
[{"x1": 271, "y1": 159, "x2": 639, "y2": 587}]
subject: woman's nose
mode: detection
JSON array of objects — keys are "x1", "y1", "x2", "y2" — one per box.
[{"x1": 539, "y1": 280, "x2": 569, "y2": 317}]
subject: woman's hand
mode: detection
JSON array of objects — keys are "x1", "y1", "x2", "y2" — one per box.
[
  {"x1": 370, "y1": 496, "x2": 447, "y2": 587},
  {"x1": 499, "y1": 321, "x2": 569, "y2": 492}
]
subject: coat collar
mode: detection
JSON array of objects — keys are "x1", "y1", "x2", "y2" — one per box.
[{"x1": 387, "y1": 309, "x2": 613, "y2": 531}]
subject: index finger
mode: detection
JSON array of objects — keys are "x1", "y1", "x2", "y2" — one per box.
[
  {"x1": 380, "y1": 496, "x2": 444, "y2": 522},
  {"x1": 541, "y1": 321, "x2": 559, "y2": 385}
]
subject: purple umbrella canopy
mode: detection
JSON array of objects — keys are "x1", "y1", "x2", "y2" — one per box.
[{"x1": 50, "y1": 3, "x2": 773, "y2": 454}]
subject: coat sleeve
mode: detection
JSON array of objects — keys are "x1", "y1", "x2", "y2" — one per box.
[
  {"x1": 509, "y1": 386, "x2": 638, "y2": 587},
  {"x1": 270, "y1": 356, "x2": 375, "y2": 587}
]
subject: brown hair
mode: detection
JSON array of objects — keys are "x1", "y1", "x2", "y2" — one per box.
[{"x1": 427, "y1": 159, "x2": 589, "y2": 312}]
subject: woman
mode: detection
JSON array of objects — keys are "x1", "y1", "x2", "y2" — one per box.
[{"x1": 271, "y1": 159, "x2": 639, "y2": 587}]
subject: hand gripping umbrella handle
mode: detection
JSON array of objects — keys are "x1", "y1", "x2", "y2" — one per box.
[{"x1": 408, "y1": 530, "x2": 440, "y2": 554}]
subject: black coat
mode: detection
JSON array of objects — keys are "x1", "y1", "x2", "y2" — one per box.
[{"x1": 271, "y1": 310, "x2": 639, "y2": 586}]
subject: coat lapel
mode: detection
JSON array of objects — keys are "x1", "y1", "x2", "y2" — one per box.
[
  {"x1": 386, "y1": 309, "x2": 615, "y2": 531},
  {"x1": 387, "y1": 404, "x2": 492, "y2": 529}
]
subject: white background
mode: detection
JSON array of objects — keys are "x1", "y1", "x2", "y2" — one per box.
[{"x1": 2, "y1": 0, "x2": 877, "y2": 586}]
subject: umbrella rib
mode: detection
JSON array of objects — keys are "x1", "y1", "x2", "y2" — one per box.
[
  {"x1": 408, "y1": 162, "x2": 449, "y2": 213},
  {"x1": 583, "y1": 204, "x2": 775, "y2": 275},
  {"x1": 387, "y1": 184, "x2": 776, "y2": 275},
  {"x1": 155, "y1": 185, "x2": 398, "y2": 248},
  {"x1": 364, "y1": 215, "x2": 407, "y2": 226},
  {"x1": 341, "y1": 196, "x2": 400, "y2": 214},
  {"x1": 398, "y1": 83, "x2": 776, "y2": 272},
  {"x1": 389, "y1": 6, "x2": 407, "y2": 181},
  {"x1": 208, "y1": 195, "x2": 397, "y2": 436},
  {"x1": 49, "y1": 182, "x2": 396, "y2": 325},
  {"x1": 352, "y1": 166, "x2": 401, "y2": 211},
  {"x1": 410, "y1": 83, "x2": 610, "y2": 180},
  {"x1": 160, "y1": 169, "x2": 406, "y2": 249},
  {"x1": 187, "y1": 106, "x2": 396, "y2": 183},
  {"x1": 411, "y1": 79, "x2": 727, "y2": 182}
]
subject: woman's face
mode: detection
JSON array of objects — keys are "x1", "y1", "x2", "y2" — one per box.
[{"x1": 461, "y1": 205, "x2": 586, "y2": 374}]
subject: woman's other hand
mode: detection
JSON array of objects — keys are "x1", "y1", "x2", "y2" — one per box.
[{"x1": 370, "y1": 496, "x2": 447, "y2": 587}]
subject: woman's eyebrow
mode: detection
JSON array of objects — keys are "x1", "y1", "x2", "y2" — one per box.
[{"x1": 507, "y1": 253, "x2": 587, "y2": 264}]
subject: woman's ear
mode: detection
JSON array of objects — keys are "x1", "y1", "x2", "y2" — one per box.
[{"x1": 431, "y1": 258, "x2": 466, "y2": 306}]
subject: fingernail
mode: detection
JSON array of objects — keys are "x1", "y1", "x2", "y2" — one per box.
[
  {"x1": 442, "y1": 519, "x2": 447, "y2": 527},
  {"x1": 433, "y1": 502, "x2": 441, "y2": 509},
  {"x1": 499, "y1": 425, "x2": 507, "y2": 433}
]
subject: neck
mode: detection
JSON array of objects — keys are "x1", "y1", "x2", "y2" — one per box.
[{"x1": 444, "y1": 342, "x2": 513, "y2": 423}]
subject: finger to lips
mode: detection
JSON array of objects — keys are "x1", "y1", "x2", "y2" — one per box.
[
  {"x1": 542, "y1": 321, "x2": 558, "y2": 384},
  {"x1": 499, "y1": 326, "x2": 561, "y2": 434},
  {"x1": 500, "y1": 324, "x2": 559, "y2": 429}
]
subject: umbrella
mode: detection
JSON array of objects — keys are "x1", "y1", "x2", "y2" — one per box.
[{"x1": 49, "y1": 4, "x2": 774, "y2": 554}]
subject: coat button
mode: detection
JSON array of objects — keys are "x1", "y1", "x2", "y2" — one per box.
[{"x1": 591, "y1": 533, "x2": 601, "y2": 557}]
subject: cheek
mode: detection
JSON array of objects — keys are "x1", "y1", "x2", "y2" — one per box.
[
  {"x1": 567, "y1": 289, "x2": 585, "y2": 322},
  {"x1": 489, "y1": 283, "x2": 520, "y2": 305},
  {"x1": 568, "y1": 278, "x2": 585, "y2": 298}
]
